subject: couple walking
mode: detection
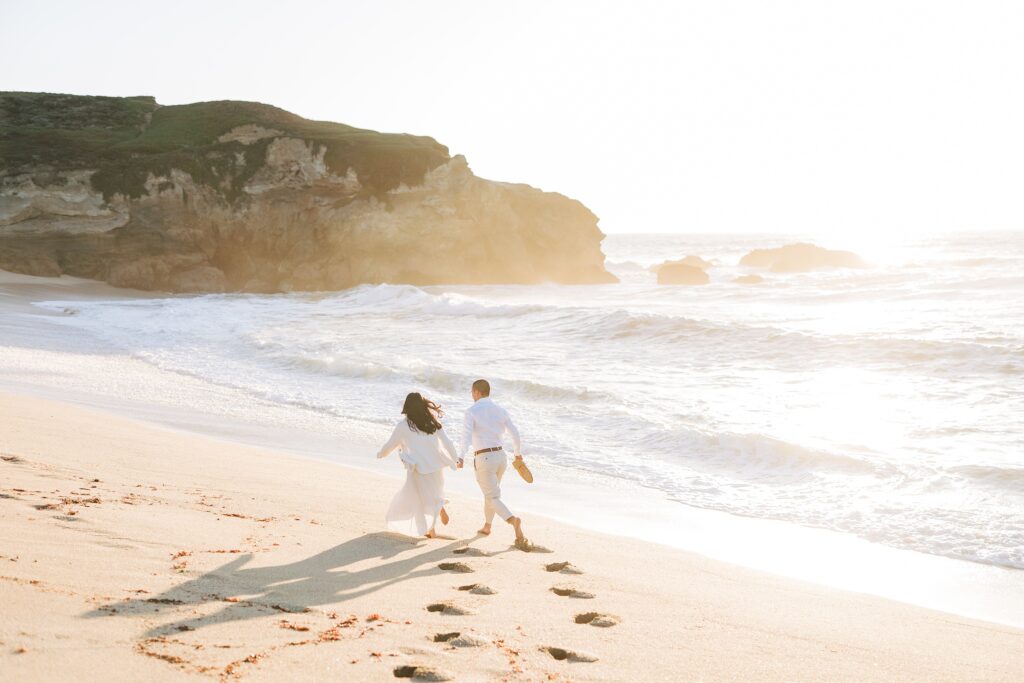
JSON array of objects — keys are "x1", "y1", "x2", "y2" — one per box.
[{"x1": 375, "y1": 379, "x2": 529, "y2": 547}]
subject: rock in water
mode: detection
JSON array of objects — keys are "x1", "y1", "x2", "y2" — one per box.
[
  {"x1": 0, "y1": 92, "x2": 617, "y2": 292},
  {"x1": 651, "y1": 254, "x2": 712, "y2": 279},
  {"x1": 739, "y1": 243, "x2": 864, "y2": 273},
  {"x1": 656, "y1": 263, "x2": 709, "y2": 285},
  {"x1": 651, "y1": 254, "x2": 712, "y2": 272}
]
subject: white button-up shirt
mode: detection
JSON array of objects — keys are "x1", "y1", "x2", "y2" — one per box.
[
  {"x1": 460, "y1": 397, "x2": 522, "y2": 459},
  {"x1": 376, "y1": 419, "x2": 460, "y2": 474}
]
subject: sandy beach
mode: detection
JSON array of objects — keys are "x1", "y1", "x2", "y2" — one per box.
[
  {"x1": 5, "y1": 8, "x2": 1024, "y2": 680},
  {"x1": 1, "y1": 388, "x2": 1022, "y2": 682}
]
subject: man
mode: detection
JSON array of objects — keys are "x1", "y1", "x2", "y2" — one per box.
[{"x1": 457, "y1": 379, "x2": 528, "y2": 545}]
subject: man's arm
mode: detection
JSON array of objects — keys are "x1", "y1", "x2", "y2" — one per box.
[
  {"x1": 504, "y1": 409, "x2": 522, "y2": 458},
  {"x1": 458, "y1": 409, "x2": 474, "y2": 465}
]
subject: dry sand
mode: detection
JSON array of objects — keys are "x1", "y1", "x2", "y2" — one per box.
[{"x1": 1, "y1": 391, "x2": 1022, "y2": 682}]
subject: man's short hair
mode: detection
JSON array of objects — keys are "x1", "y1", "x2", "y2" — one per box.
[{"x1": 472, "y1": 379, "x2": 491, "y2": 397}]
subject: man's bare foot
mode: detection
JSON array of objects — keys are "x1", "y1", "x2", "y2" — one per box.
[
  {"x1": 477, "y1": 524, "x2": 491, "y2": 536},
  {"x1": 508, "y1": 516, "x2": 524, "y2": 541},
  {"x1": 440, "y1": 507, "x2": 449, "y2": 526}
]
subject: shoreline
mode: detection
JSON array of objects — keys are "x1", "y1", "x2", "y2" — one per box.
[
  {"x1": 2, "y1": 390, "x2": 1023, "y2": 681},
  {"x1": 5, "y1": 380, "x2": 1024, "y2": 631},
  {"x1": 1, "y1": 270, "x2": 1023, "y2": 634}
]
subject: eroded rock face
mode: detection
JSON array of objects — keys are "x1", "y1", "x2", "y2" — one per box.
[
  {"x1": 656, "y1": 262, "x2": 709, "y2": 285},
  {"x1": 0, "y1": 151, "x2": 616, "y2": 292},
  {"x1": 739, "y1": 243, "x2": 864, "y2": 273}
]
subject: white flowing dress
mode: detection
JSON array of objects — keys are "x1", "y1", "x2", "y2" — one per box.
[{"x1": 376, "y1": 419, "x2": 460, "y2": 536}]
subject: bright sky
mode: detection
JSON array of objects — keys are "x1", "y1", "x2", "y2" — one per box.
[{"x1": 3, "y1": 1, "x2": 1023, "y2": 236}]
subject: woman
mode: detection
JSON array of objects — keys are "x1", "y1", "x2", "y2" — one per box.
[{"x1": 376, "y1": 392, "x2": 460, "y2": 538}]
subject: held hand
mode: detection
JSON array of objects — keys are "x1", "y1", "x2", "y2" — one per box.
[
  {"x1": 457, "y1": 458, "x2": 465, "y2": 469},
  {"x1": 514, "y1": 454, "x2": 524, "y2": 462}
]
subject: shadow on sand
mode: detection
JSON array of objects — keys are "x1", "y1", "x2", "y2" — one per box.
[{"x1": 83, "y1": 532, "x2": 505, "y2": 637}]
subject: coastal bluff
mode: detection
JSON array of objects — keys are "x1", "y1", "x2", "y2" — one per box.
[{"x1": 0, "y1": 92, "x2": 616, "y2": 292}]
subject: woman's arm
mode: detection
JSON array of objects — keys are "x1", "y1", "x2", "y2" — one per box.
[
  {"x1": 438, "y1": 428, "x2": 460, "y2": 469},
  {"x1": 376, "y1": 421, "x2": 406, "y2": 459}
]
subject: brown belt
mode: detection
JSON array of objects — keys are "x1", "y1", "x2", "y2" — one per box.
[{"x1": 474, "y1": 446, "x2": 503, "y2": 456}]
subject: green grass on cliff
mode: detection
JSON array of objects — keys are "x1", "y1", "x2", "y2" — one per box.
[{"x1": 0, "y1": 92, "x2": 450, "y2": 202}]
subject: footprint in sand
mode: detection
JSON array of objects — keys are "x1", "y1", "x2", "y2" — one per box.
[
  {"x1": 449, "y1": 633, "x2": 488, "y2": 648},
  {"x1": 541, "y1": 646, "x2": 599, "y2": 663},
  {"x1": 574, "y1": 612, "x2": 620, "y2": 627},
  {"x1": 393, "y1": 664, "x2": 454, "y2": 681},
  {"x1": 451, "y1": 547, "x2": 489, "y2": 557},
  {"x1": 544, "y1": 561, "x2": 583, "y2": 575},
  {"x1": 550, "y1": 586, "x2": 595, "y2": 599},
  {"x1": 432, "y1": 632, "x2": 487, "y2": 648},
  {"x1": 425, "y1": 601, "x2": 474, "y2": 616},
  {"x1": 437, "y1": 562, "x2": 474, "y2": 573},
  {"x1": 456, "y1": 583, "x2": 496, "y2": 595}
]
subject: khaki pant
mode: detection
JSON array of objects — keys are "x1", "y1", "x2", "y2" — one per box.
[{"x1": 473, "y1": 450, "x2": 513, "y2": 523}]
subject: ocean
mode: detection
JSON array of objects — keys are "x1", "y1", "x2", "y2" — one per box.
[{"x1": 18, "y1": 231, "x2": 1024, "y2": 575}]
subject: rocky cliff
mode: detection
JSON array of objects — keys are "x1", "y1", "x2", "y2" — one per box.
[{"x1": 0, "y1": 92, "x2": 616, "y2": 292}]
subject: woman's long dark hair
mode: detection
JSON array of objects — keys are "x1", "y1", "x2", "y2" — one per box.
[{"x1": 402, "y1": 392, "x2": 443, "y2": 434}]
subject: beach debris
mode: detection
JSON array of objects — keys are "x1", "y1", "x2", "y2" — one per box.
[
  {"x1": 170, "y1": 552, "x2": 190, "y2": 572},
  {"x1": 223, "y1": 652, "x2": 265, "y2": 677},
  {"x1": 550, "y1": 586, "x2": 595, "y2": 599},
  {"x1": 393, "y1": 665, "x2": 453, "y2": 681},
  {"x1": 574, "y1": 612, "x2": 620, "y2": 627},
  {"x1": 544, "y1": 561, "x2": 583, "y2": 574},
  {"x1": 451, "y1": 546, "x2": 488, "y2": 556},
  {"x1": 318, "y1": 626, "x2": 343, "y2": 642},
  {"x1": 70, "y1": 496, "x2": 101, "y2": 505},
  {"x1": 269, "y1": 603, "x2": 309, "y2": 614},
  {"x1": 433, "y1": 631, "x2": 460, "y2": 642},
  {"x1": 1, "y1": 455, "x2": 24, "y2": 463},
  {"x1": 437, "y1": 562, "x2": 473, "y2": 573},
  {"x1": 541, "y1": 646, "x2": 598, "y2": 663},
  {"x1": 457, "y1": 583, "x2": 496, "y2": 595},
  {"x1": 278, "y1": 620, "x2": 310, "y2": 631}
]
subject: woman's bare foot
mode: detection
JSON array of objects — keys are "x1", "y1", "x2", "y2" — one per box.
[
  {"x1": 440, "y1": 507, "x2": 449, "y2": 526},
  {"x1": 425, "y1": 529, "x2": 437, "y2": 538},
  {"x1": 508, "y1": 516, "x2": 524, "y2": 541},
  {"x1": 477, "y1": 523, "x2": 491, "y2": 536}
]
